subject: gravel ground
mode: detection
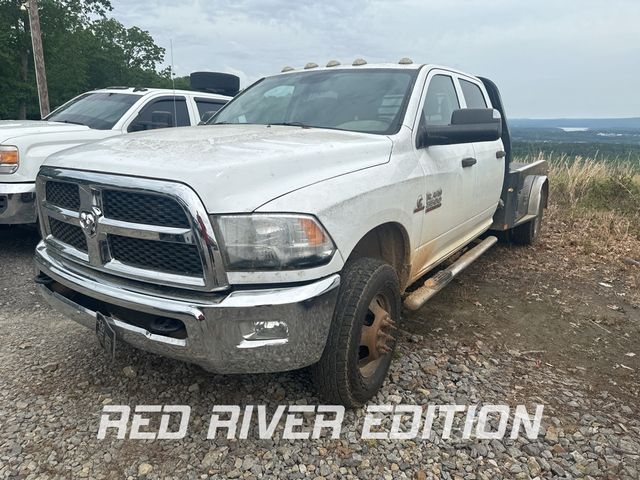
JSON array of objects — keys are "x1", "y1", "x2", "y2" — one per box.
[{"x1": 1, "y1": 224, "x2": 639, "y2": 479}]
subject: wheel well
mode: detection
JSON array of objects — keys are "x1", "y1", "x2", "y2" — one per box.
[{"x1": 347, "y1": 223, "x2": 410, "y2": 290}]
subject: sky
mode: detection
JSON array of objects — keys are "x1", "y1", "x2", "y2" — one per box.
[{"x1": 109, "y1": 0, "x2": 640, "y2": 119}]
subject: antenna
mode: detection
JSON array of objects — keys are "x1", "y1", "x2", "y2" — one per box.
[{"x1": 170, "y1": 38, "x2": 178, "y2": 127}]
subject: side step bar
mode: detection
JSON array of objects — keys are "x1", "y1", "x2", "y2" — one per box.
[{"x1": 404, "y1": 236, "x2": 498, "y2": 311}]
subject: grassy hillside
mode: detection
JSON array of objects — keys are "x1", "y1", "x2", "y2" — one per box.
[{"x1": 518, "y1": 155, "x2": 640, "y2": 271}]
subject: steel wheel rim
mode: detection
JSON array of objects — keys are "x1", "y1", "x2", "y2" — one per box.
[{"x1": 358, "y1": 293, "x2": 396, "y2": 378}]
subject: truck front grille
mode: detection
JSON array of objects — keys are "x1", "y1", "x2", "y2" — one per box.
[
  {"x1": 49, "y1": 218, "x2": 87, "y2": 252},
  {"x1": 46, "y1": 181, "x2": 81, "y2": 211},
  {"x1": 103, "y1": 190, "x2": 190, "y2": 228},
  {"x1": 37, "y1": 168, "x2": 227, "y2": 291},
  {"x1": 108, "y1": 234, "x2": 203, "y2": 276}
]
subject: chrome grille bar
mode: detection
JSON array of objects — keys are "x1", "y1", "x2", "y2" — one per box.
[
  {"x1": 99, "y1": 218, "x2": 194, "y2": 243},
  {"x1": 42, "y1": 202, "x2": 81, "y2": 225}
]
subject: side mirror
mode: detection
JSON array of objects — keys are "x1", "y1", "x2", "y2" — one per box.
[
  {"x1": 419, "y1": 108, "x2": 502, "y2": 147},
  {"x1": 128, "y1": 120, "x2": 145, "y2": 132},
  {"x1": 150, "y1": 110, "x2": 173, "y2": 129},
  {"x1": 199, "y1": 111, "x2": 218, "y2": 124},
  {"x1": 128, "y1": 111, "x2": 175, "y2": 132}
]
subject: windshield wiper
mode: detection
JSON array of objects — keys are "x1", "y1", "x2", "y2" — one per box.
[
  {"x1": 209, "y1": 121, "x2": 312, "y2": 128},
  {"x1": 53, "y1": 119, "x2": 86, "y2": 126},
  {"x1": 268, "y1": 122, "x2": 312, "y2": 129}
]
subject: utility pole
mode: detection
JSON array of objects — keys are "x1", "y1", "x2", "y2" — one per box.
[{"x1": 25, "y1": 0, "x2": 50, "y2": 118}]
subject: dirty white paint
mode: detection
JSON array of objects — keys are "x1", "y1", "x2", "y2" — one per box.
[
  {"x1": 42, "y1": 64, "x2": 505, "y2": 287},
  {"x1": 45, "y1": 125, "x2": 394, "y2": 214}
]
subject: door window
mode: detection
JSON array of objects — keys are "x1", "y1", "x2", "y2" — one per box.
[
  {"x1": 420, "y1": 75, "x2": 460, "y2": 127},
  {"x1": 460, "y1": 79, "x2": 487, "y2": 108},
  {"x1": 128, "y1": 97, "x2": 190, "y2": 132}
]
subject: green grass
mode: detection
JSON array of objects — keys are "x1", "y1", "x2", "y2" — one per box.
[{"x1": 515, "y1": 154, "x2": 640, "y2": 236}]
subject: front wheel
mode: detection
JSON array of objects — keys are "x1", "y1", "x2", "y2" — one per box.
[{"x1": 312, "y1": 257, "x2": 401, "y2": 407}]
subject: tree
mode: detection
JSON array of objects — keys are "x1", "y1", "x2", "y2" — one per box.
[
  {"x1": 0, "y1": 0, "x2": 176, "y2": 119},
  {"x1": 86, "y1": 18, "x2": 170, "y2": 89},
  {"x1": 0, "y1": 0, "x2": 33, "y2": 118}
]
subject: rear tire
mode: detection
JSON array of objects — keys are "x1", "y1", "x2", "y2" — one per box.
[
  {"x1": 311, "y1": 258, "x2": 401, "y2": 408},
  {"x1": 510, "y1": 189, "x2": 547, "y2": 245}
]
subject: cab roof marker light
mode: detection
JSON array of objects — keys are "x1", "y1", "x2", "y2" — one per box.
[
  {"x1": 399, "y1": 57, "x2": 414, "y2": 64},
  {"x1": 281, "y1": 66, "x2": 294, "y2": 72},
  {"x1": 304, "y1": 62, "x2": 319, "y2": 70},
  {"x1": 352, "y1": 58, "x2": 367, "y2": 66},
  {"x1": 326, "y1": 60, "x2": 341, "y2": 67}
]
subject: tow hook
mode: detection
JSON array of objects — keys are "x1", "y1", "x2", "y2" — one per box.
[{"x1": 34, "y1": 273, "x2": 54, "y2": 285}]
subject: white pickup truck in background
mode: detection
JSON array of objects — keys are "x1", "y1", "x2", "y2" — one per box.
[
  {"x1": 0, "y1": 72, "x2": 237, "y2": 225},
  {"x1": 34, "y1": 60, "x2": 548, "y2": 407}
]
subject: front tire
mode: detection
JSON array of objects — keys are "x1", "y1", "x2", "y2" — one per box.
[{"x1": 312, "y1": 258, "x2": 401, "y2": 407}]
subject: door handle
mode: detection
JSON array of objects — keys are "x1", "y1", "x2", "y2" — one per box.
[{"x1": 461, "y1": 157, "x2": 477, "y2": 168}]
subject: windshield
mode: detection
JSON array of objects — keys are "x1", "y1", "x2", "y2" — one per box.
[
  {"x1": 210, "y1": 68, "x2": 418, "y2": 135},
  {"x1": 45, "y1": 92, "x2": 141, "y2": 130}
]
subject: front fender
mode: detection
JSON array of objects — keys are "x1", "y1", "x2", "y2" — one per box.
[{"x1": 257, "y1": 160, "x2": 424, "y2": 275}]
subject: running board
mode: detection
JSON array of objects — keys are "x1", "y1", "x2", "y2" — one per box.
[{"x1": 404, "y1": 236, "x2": 498, "y2": 311}]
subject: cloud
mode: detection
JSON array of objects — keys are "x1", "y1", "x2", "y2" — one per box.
[{"x1": 109, "y1": 0, "x2": 640, "y2": 117}]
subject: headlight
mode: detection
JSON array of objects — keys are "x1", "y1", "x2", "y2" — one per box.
[
  {"x1": 213, "y1": 214, "x2": 336, "y2": 271},
  {"x1": 0, "y1": 146, "x2": 19, "y2": 174}
]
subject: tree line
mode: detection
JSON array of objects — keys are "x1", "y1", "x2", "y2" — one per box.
[{"x1": 0, "y1": 0, "x2": 189, "y2": 120}]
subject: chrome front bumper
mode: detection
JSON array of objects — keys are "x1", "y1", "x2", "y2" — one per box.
[
  {"x1": 0, "y1": 183, "x2": 37, "y2": 224},
  {"x1": 34, "y1": 242, "x2": 340, "y2": 373}
]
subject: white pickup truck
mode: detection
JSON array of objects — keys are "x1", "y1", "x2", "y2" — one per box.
[
  {"x1": 34, "y1": 60, "x2": 548, "y2": 406},
  {"x1": 0, "y1": 83, "x2": 231, "y2": 225}
]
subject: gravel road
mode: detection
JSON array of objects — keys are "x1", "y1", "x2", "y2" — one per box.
[{"x1": 1, "y1": 224, "x2": 639, "y2": 479}]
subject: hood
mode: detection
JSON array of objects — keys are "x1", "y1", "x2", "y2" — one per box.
[
  {"x1": 43, "y1": 125, "x2": 393, "y2": 213},
  {"x1": 0, "y1": 120, "x2": 111, "y2": 184},
  {"x1": 0, "y1": 120, "x2": 90, "y2": 142}
]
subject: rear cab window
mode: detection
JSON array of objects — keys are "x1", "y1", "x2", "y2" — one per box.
[{"x1": 459, "y1": 79, "x2": 488, "y2": 109}]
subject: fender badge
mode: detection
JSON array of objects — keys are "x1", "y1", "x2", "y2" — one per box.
[
  {"x1": 414, "y1": 195, "x2": 425, "y2": 213},
  {"x1": 425, "y1": 189, "x2": 443, "y2": 213}
]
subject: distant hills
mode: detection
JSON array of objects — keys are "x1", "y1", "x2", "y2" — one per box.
[
  {"x1": 509, "y1": 117, "x2": 640, "y2": 161},
  {"x1": 510, "y1": 117, "x2": 640, "y2": 130}
]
